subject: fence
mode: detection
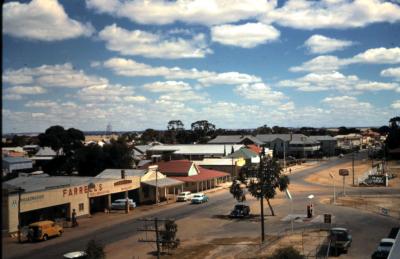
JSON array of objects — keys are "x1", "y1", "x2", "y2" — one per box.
[{"x1": 335, "y1": 198, "x2": 400, "y2": 219}]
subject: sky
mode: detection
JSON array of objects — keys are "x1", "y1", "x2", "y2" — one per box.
[{"x1": 2, "y1": 0, "x2": 400, "y2": 133}]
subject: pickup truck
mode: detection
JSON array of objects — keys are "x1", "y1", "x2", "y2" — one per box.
[{"x1": 329, "y1": 227, "x2": 352, "y2": 256}]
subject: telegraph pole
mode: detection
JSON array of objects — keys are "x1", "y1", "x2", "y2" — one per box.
[
  {"x1": 259, "y1": 150, "x2": 265, "y2": 243},
  {"x1": 352, "y1": 151, "x2": 355, "y2": 186}
]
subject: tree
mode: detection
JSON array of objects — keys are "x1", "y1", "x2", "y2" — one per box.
[
  {"x1": 386, "y1": 116, "x2": 400, "y2": 151},
  {"x1": 103, "y1": 138, "x2": 134, "y2": 169},
  {"x1": 191, "y1": 120, "x2": 216, "y2": 143},
  {"x1": 272, "y1": 126, "x2": 290, "y2": 134},
  {"x1": 230, "y1": 180, "x2": 246, "y2": 202},
  {"x1": 255, "y1": 124, "x2": 272, "y2": 134},
  {"x1": 166, "y1": 120, "x2": 185, "y2": 144},
  {"x1": 268, "y1": 246, "x2": 304, "y2": 259},
  {"x1": 140, "y1": 128, "x2": 160, "y2": 144},
  {"x1": 76, "y1": 144, "x2": 106, "y2": 176},
  {"x1": 85, "y1": 239, "x2": 105, "y2": 259},
  {"x1": 160, "y1": 220, "x2": 180, "y2": 254}
]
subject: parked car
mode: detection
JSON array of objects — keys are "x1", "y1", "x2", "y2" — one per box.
[
  {"x1": 329, "y1": 227, "x2": 352, "y2": 255},
  {"x1": 229, "y1": 204, "x2": 250, "y2": 218},
  {"x1": 371, "y1": 238, "x2": 395, "y2": 259},
  {"x1": 111, "y1": 199, "x2": 136, "y2": 210},
  {"x1": 27, "y1": 220, "x2": 63, "y2": 241},
  {"x1": 338, "y1": 153, "x2": 344, "y2": 158},
  {"x1": 191, "y1": 193, "x2": 209, "y2": 204},
  {"x1": 176, "y1": 191, "x2": 192, "y2": 202},
  {"x1": 63, "y1": 251, "x2": 88, "y2": 259}
]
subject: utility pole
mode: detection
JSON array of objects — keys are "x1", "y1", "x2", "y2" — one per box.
[
  {"x1": 17, "y1": 187, "x2": 24, "y2": 243},
  {"x1": 155, "y1": 218, "x2": 161, "y2": 259},
  {"x1": 259, "y1": 150, "x2": 265, "y2": 243},
  {"x1": 352, "y1": 151, "x2": 355, "y2": 186}
]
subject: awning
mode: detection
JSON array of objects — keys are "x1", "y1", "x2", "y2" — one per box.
[{"x1": 142, "y1": 177, "x2": 184, "y2": 188}]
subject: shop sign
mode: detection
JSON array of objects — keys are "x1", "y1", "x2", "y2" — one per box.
[
  {"x1": 21, "y1": 194, "x2": 44, "y2": 202},
  {"x1": 367, "y1": 175, "x2": 386, "y2": 186},
  {"x1": 339, "y1": 169, "x2": 349, "y2": 176},
  {"x1": 63, "y1": 184, "x2": 103, "y2": 197},
  {"x1": 114, "y1": 179, "x2": 132, "y2": 186}
]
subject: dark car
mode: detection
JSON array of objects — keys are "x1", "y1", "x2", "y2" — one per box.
[
  {"x1": 371, "y1": 250, "x2": 389, "y2": 259},
  {"x1": 229, "y1": 204, "x2": 250, "y2": 218},
  {"x1": 329, "y1": 227, "x2": 352, "y2": 256}
]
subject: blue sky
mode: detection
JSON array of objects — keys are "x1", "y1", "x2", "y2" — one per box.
[{"x1": 3, "y1": 0, "x2": 400, "y2": 133}]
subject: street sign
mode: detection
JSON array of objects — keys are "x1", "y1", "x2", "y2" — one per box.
[{"x1": 339, "y1": 169, "x2": 349, "y2": 176}]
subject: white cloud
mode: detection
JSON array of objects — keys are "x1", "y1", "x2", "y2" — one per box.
[
  {"x1": 211, "y1": 22, "x2": 280, "y2": 48},
  {"x1": 304, "y1": 35, "x2": 354, "y2": 54},
  {"x1": 159, "y1": 90, "x2": 209, "y2": 103},
  {"x1": 4, "y1": 0, "x2": 93, "y2": 41},
  {"x1": 143, "y1": 81, "x2": 192, "y2": 93},
  {"x1": 279, "y1": 71, "x2": 398, "y2": 92},
  {"x1": 235, "y1": 83, "x2": 287, "y2": 106},
  {"x1": 6, "y1": 86, "x2": 47, "y2": 95},
  {"x1": 291, "y1": 47, "x2": 400, "y2": 73},
  {"x1": 77, "y1": 84, "x2": 136, "y2": 102},
  {"x1": 262, "y1": 0, "x2": 400, "y2": 30},
  {"x1": 3, "y1": 63, "x2": 108, "y2": 88},
  {"x1": 199, "y1": 72, "x2": 261, "y2": 86},
  {"x1": 98, "y1": 24, "x2": 212, "y2": 59},
  {"x1": 391, "y1": 100, "x2": 400, "y2": 109},
  {"x1": 278, "y1": 102, "x2": 295, "y2": 111},
  {"x1": 381, "y1": 67, "x2": 400, "y2": 81},
  {"x1": 124, "y1": 96, "x2": 147, "y2": 102},
  {"x1": 102, "y1": 57, "x2": 260, "y2": 86},
  {"x1": 25, "y1": 100, "x2": 57, "y2": 108},
  {"x1": 322, "y1": 96, "x2": 372, "y2": 110},
  {"x1": 86, "y1": 0, "x2": 274, "y2": 26},
  {"x1": 3, "y1": 94, "x2": 23, "y2": 101}
]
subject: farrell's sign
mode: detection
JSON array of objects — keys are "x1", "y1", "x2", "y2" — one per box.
[{"x1": 63, "y1": 184, "x2": 103, "y2": 197}]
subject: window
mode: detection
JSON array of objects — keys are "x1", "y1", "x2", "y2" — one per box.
[{"x1": 79, "y1": 203, "x2": 84, "y2": 211}]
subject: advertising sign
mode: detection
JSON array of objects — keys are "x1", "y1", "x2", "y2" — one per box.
[{"x1": 339, "y1": 169, "x2": 349, "y2": 176}]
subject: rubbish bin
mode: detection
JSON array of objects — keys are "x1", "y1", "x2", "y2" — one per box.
[{"x1": 324, "y1": 213, "x2": 331, "y2": 223}]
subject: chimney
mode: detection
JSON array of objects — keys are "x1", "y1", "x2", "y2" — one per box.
[{"x1": 121, "y1": 169, "x2": 125, "y2": 179}]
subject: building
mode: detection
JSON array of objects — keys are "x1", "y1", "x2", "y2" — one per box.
[
  {"x1": 2, "y1": 172, "x2": 141, "y2": 234},
  {"x1": 150, "y1": 160, "x2": 230, "y2": 193},
  {"x1": 2, "y1": 157, "x2": 33, "y2": 175},
  {"x1": 309, "y1": 136, "x2": 337, "y2": 156},
  {"x1": 208, "y1": 135, "x2": 264, "y2": 146},
  {"x1": 146, "y1": 144, "x2": 244, "y2": 161},
  {"x1": 335, "y1": 134, "x2": 363, "y2": 150}
]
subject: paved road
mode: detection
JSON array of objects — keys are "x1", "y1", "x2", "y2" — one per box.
[{"x1": 4, "y1": 155, "x2": 399, "y2": 259}]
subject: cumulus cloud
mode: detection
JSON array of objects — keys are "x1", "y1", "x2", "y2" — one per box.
[
  {"x1": 322, "y1": 96, "x2": 372, "y2": 110},
  {"x1": 4, "y1": 0, "x2": 93, "y2": 41},
  {"x1": 304, "y1": 35, "x2": 354, "y2": 54},
  {"x1": 77, "y1": 84, "x2": 137, "y2": 102},
  {"x1": 143, "y1": 81, "x2": 192, "y2": 93},
  {"x1": 102, "y1": 57, "x2": 260, "y2": 86},
  {"x1": 211, "y1": 22, "x2": 280, "y2": 48},
  {"x1": 381, "y1": 67, "x2": 400, "y2": 81},
  {"x1": 235, "y1": 83, "x2": 287, "y2": 106},
  {"x1": 290, "y1": 47, "x2": 400, "y2": 73},
  {"x1": 3, "y1": 94, "x2": 23, "y2": 101},
  {"x1": 391, "y1": 100, "x2": 400, "y2": 109},
  {"x1": 158, "y1": 90, "x2": 209, "y2": 103},
  {"x1": 86, "y1": 0, "x2": 274, "y2": 26},
  {"x1": 25, "y1": 100, "x2": 57, "y2": 108},
  {"x1": 98, "y1": 24, "x2": 212, "y2": 59},
  {"x1": 6, "y1": 86, "x2": 47, "y2": 95},
  {"x1": 262, "y1": 0, "x2": 400, "y2": 30},
  {"x1": 3, "y1": 63, "x2": 108, "y2": 88},
  {"x1": 279, "y1": 71, "x2": 398, "y2": 92}
]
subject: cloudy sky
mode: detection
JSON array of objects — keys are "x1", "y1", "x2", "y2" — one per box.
[{"x1": 3, "y1": 0, "x2": 400, "y2": 133}]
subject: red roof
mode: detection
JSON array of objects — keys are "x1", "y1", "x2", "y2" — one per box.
[
  {"x1": 154, "y1": 160, "x2": 193, "y2": 176},
  {"x1": 170, "y1": 166, "x2": 229, "y2": 182},
  {"x1": 246, "y1": 144, "x2": 262, "y2": 154}
]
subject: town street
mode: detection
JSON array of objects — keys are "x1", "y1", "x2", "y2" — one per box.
[{"x1": 3, "y1": 154, "x2": 399, "y2": 259}]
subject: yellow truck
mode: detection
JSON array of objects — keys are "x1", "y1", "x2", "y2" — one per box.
[{"x1": 27, "y1": 220, "x2": 63, "y2": 241}]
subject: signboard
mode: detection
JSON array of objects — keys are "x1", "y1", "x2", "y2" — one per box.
[
  {"x1": 339, "y1": 169, "x2": 349, "y2": 176},
  {"x1": 367, "y1": 175, "x2": 386, "y2": 186}
]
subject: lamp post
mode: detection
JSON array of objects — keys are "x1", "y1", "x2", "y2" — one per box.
[
  {"x1": 87, "y1": 182, "x2": 95, "y2": 217},
  {"x1": 329, "y1": 172, "x2": 336, "y2": 205},
  {"x1": 307, "y1": 194, "x2": 314, "y2": 218}
]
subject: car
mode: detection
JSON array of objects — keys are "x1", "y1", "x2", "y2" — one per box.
[
  {"x1": 111, "y1": 199, "x2": 136, "y2": 210},
  {"x1": 27, "y1": 220, "x2": 63, "y2": 241},
  {"x1": 63, "y1": 251, "x2": 88, "y2": 259},
  {"x1": 338, "y1": 153, "x2": 344, "y2": 158},
  {"x1": 191, "y1": 193, "x2": 208, "y2": 204},
  {"x1": 375, "y1": 238, "x2": 395, "y2": 253},
  {"x1": 176, "y1": 191, "x2": 192, "y2": 202},
  {"x1": 371, "y1": 250, "x2": 389, "y2": 259},
  {"x1": 229, "y1": 204, "x2": 250, "y2": 218},
  {"x1": 329, "y1": 227, "x2": 352, "y2": 255}
]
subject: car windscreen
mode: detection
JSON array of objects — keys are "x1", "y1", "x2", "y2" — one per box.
[
  {"x1": 380, "y1": 242, "x2": 393, "y2": 247},
  {"x1": 193, "y1": 195, "x2": 201, "y2": 198}
]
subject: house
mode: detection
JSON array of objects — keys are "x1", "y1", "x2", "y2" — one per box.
[
  {"x1": 2, "y1": 157, "x2": 33, "y2": 175},
  {"x1": 335, "y1": 134, "x2": 363, "y2": 150},
  {"x1": 208, "y1": 135, "x2": 264, "y2": 146},
  {"x1": 150, "y1": 160, "x2": 230, "y2": 193}
]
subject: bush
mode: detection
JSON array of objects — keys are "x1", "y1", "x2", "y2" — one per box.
[
  {"x1": 85, "y1": 239, "x2": 105, "y2": 259},
  {"x1": 268, "y1": 246, "x2": 304, "y2": 259}
]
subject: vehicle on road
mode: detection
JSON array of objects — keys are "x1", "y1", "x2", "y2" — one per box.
[
  {"x1": 229, "y1": 204, "x2": 250, "y2": 218},
  {"x1": 338, "y1": 153, "x2": 344, "y2": 158},
  {"x1": 63, "y1": 251, "x2": 88, "y2": 259},
  {"x1": 27, "y1": 220, "x2": 63, "y2": 242},
  {"x1": 176, "y1": 191, "x2": 192, "y2": 202},
  {"x1": 111, "y1": 199, "x2": 136, "y2": 210},
  {"x1": 191, "y1": 193, "x2": 208, "y2": 204},
  {"x1": 372, "y1": 238, "x2": 395, "y2": 257},
  {"x1": 329, "y1": 227, "x2": 352, "y2": 255}
]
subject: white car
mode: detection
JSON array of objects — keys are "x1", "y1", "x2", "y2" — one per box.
[
  {"x1": 111, "y1": 199, "x2": 136, "y2": 210},
  {"x1": 176, "y1": 191, "x2": 192, "y2": 202},
  {"x1": 376, "y1": 238, "x2": 395, "y2": 253},
  {"x1": 63, "y1": 251, "x2": 87, "y2": 259}
]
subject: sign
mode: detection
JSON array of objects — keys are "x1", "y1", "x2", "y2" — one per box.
[
  {"x1": 63, "y1": 184, "x2": 103, "y2": 197},
  {"x1": 21, "y1": 194, "x2": 44, "y2": 202},
  {"x1": 381, "y1": 208, "x2": 388, "y2": 216},
  {"x1": 114, "y1": 179, "x2": 132, "y2": 186},
  {"x1": 285, "y1": 188, "x2": 292, "y2": 200},
  {"x1": 339, "y1": 169, "x2": 349, "y2": 176},
  {"x1": 367, "y1": 175, "x2": 386, "y2": 186}
]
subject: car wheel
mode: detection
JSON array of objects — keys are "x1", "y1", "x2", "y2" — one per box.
[{"x1": 43, "y1": 234, "x2": 48, "y2": 241}]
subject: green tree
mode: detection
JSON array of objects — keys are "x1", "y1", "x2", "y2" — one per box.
[
  {"x1": 386, "y1": 116, "x2": 400, "y2": 153},
  {"x1": 268, "y1": 246, "x2": 304, "y2": 259},
  {"x1": 230, "y1": 180, "x2": 246, "y2": 202},
  {"x1": 255, "y1": 124, "x2": 272, "y2": 134},
  {"x1": 160, "y1": 220, "x2": 180, "y2": 254},
  {"x1": 191, "y1": 120, "x2": 216, "y2": 143},
  {"x1": 75, "y1": 144, "x2": 106, "y2": 176},
  {"x1": 103, "y1": 138, "x2": 134, "y2": 169},
  {"x1": 140, "y1": 128, "x2": 160, "y2": 144},
  {"x1": 166, "y1": 120, "x2": 185, "y2": 144},
  {"x1": 85, "y1": 239, "x2": 105, "y2": 259}
]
